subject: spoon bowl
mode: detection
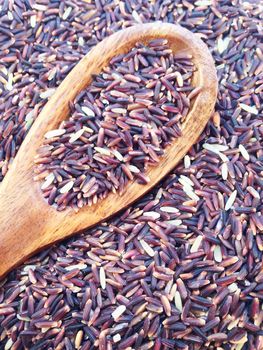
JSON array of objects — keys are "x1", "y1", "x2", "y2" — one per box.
[{"x1": 0, "y1": 22, "x2": 217, "y2": 278}]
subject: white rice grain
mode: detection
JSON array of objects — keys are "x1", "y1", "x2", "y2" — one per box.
[
  {"x1": 75, "y1": 330, "x2": 83, "y2": 349},
  {"x1": 78, "y1": 37, "x2": 85, "y2": 46},
  {"x1": 143, "y1": 211, "x2": 160, "y2": 219},
  {"x1": 113, "y1": 334, "x2": 121, "y2": 343},
  {"x1": 166, "y1": 219, "x2": 183, "y2": 226},
  {"x1": 247, "y1": 186, "x2": 260, "y2": 199},
  {"x1": 112, "y1": 73, "x2": 122, "y2": 81},
  {"x1": 60, "y1": 180, "x2": 74, "y2": 194},
  {"x1": 112, "y1": 150, "x2": 124, "y2": 161},
  {"x1": 5, "y1": 73, "x2": 13, "y2": 91},
  {"x1": 62, "y1": 7, "x2": 72, "y2": 20},
  {"x1": 217, "y1": 36, "x2": 231, "y2": 54},
  {"x1": 40, "y1": 89, "x2": 56, "y2": 99},
  {"x1": 65, "y1": 264, "x2": 87, "y2": 271},
  {"x1": 111, "y1": 108, "x2": 126, "y2": 114},
  {"x1": 239, "y1": 144, "x2": 250, "y2": 161},
  {"x1": 140, "y1": 239, "x2": 155, "y2": 257},
  {"x1": 225, "y1": 190, "x2": 237, "y2": 211},
  {"x1": 174, "y1": 291, "x2": 183, "y2": 312},
  {"x1": 94, "y1": 147, "x2": 112, "y2": 156},
  {"x1": 228, "y1": 283, "x2": 238, "y2": 293},
  {"x1": 203, "y1": 143, "x2": 229, "y2": 153},
  {"x1": 175, "y1": 72, "x2": 184, "y2": 87},
  {"x1": 128, "y1": 165, "x2": 140, "y2": 173},
  {"x1": 99, "y1": 267, "x2": 106, "y2": 289},
  {"x1": 132, "y1": 10, "x2": 142, "y2": 23},
  {"x1": 82, "y1": 106, "x2": 95, "y2": 117},
  {"x1": 0, "y1": 66, "x2": 8, "y2": 76},
  {"x1": 227, "y1": 318, "x2": 240, "y2": 330},
  {"x1": 182, "y1": 182, "x2": 194, "y2": 192},
  {"x1": 7, "y1": 11, "x2": 13, "y2": 20},
  {"x1": 218, "y1": 151, "x2": 229, "y2": 162},
  {"x1": 23, "y1": 265, "x2": 36, "y2": 273},
  {"x1": 112, "y1": 305, "x2": 126, "y2": 321},
  {"x1": 48, "y1": 67, "x2": 57, "y2": 81},
  {"x1": 239, "y1": 103, "x2": 258, "y2": 115},
  {"x1": 183, "y1": 186, "x2": 200, "y2": 201},
  {"x1": 160, "y1": 206, "x2": 179, "y2": 213},
  {"x1": 25, "y1": 110, "x2": 34, "y2": 129},
  {"x1": 184, "y1": 155, "x2": 191, "y2": 169},
  {"x1": 221, "y1": 162, "x2": 228, "y2": 180},
  {"x1": 190, "y1": 235, "x2": 203, "y2": 253},
  {"x1": 33, "y1": 4, "x2": 47, "y2": 11},
  {"x1": 214, "y1": 245, "x2": 222, "y2": 262},
  {"x1": 41, "y1": 173, "x2": 55, "y2": 190},
  {"x1": 179, "y1": 175, "x2": 194, "y2": 187},
  {"x1": 169, "y1": 283, "x2": 177, "y2": 300},
  {"x1": 30, "y1": 15, "x2": 37, "y2": 28},
  {"x1": 83, "y1": 126, "x2": 94, "y2": 133},
  {"x1": 69, "y1": 129, "x2": 85, "y2": 143},
  {"x1": 45, "y1": 129, "x2": 66, "y2": 139},
  {"x1": 195, "y1": 0, "x2": 212, "y2": 5},
  {"x1": 25, "y1": 111, "x2": 34, "y2": 122},
  {"x1": 4, "y1": 338, "x2": 13, "y2": 350},
  {"x1": 235, "y1": 342, "x2": 247, "y2": 350},
  {"x1": 155, "y1": 188, "x2": 163, "y2": 200}
]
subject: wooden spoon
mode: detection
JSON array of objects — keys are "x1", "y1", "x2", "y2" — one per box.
[{"x1": 0, "y1": 22, "x2": 217, "y2": 278}]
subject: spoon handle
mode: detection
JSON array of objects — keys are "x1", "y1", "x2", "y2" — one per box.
[{"x1": 0, "y1": 174, "x2": 40, "y2": 277}]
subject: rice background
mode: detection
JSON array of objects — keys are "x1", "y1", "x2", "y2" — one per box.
[{"x1": 0, "y1": 0, "x2": 262, "y2": 349}]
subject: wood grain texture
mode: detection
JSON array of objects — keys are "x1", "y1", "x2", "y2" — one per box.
[{"x1": 0, "y1": 22, "x2": 218, "y2": 278}]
